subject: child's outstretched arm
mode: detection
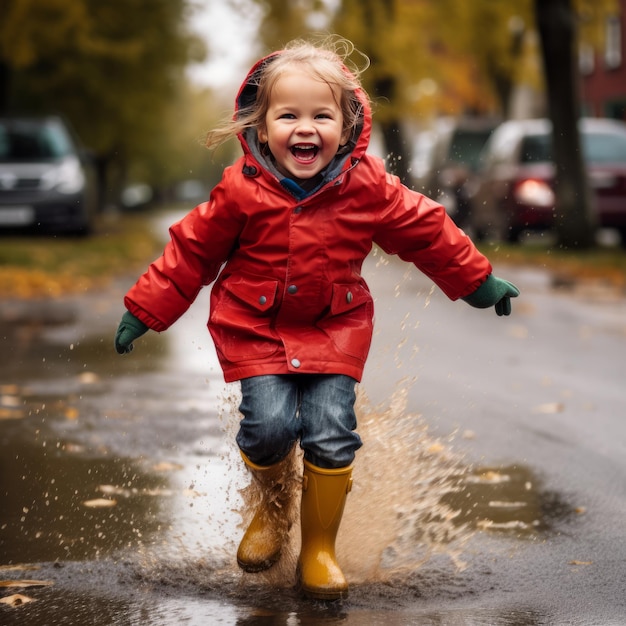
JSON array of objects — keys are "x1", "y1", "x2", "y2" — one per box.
[{"x1": 461, "y1": 274, "x2": 520, "y2": 316}]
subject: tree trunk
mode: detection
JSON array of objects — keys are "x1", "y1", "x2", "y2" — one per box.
[
  {"x1": 373, "y1": 76, "x2": 411, "y2": 185},
  {"x1": 534, "y1": 0, "x2": 596, "y2": 249},
  {"x1": 0, "y1": 62, "x2": 10, "y2": 114},
  {"x1": 359, "y1": 0, "x2": 411, "y2": 186}
]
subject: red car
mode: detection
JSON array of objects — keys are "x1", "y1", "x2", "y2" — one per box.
[{"x1": 467, "y1": 117, "x2": 626, "y2": 245}]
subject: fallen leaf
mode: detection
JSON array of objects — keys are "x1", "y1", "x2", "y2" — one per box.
[
  {"x1": 64, "y1": 407, "x2": 79, "y2": 420},
  {"x1": 575, "y1": 506, "x2": 587, "y2": 515},
  {"x1": 0, "y1": 408, "x2": 24, "y2": 420},
  {"x1": 152, "y1": 461, "x2": 184, "y2": 472},
  {"x1": 467, "y1": 470, "x2": 511, "y2": 484},
  {"x1": 0, "y1": 395, "x2": 21, "y2": 407},
  {"x1": 0, "y1": 579, "x2": 53, "y2": 588},
  {"x1": 477, "y1": 519, "x2": 533, "y2": 531},
  {"x1": 78, "y1": 372, "x2": 99, "y2": 384},
  {"x1": 98, "y1": 485, "x2": 129, "y2": 497},
  {"x1": 0, "y1": 593, "x2": 35, "y2": 607},
  {"x1": 0, "y1": 565, "x2": 40, "y2": 573},
  {"x1": 508, "y1": 325, "x2": 529, "y2": 339},
  {"x1": 82, "y1": 498, "x2": 117, "y2": 508},
  {"x1": 533, "y1": 402, "x2": 565, "y2": 414},
  {"x1": 0, "y1": 385, "x2": 20, "y2": 395},
  {"x1": 488, "y1": 500, "x2": 528, "y2": 509},
  {"x1": 570, "y1": 560, "x2": 593, "y2": 566}
]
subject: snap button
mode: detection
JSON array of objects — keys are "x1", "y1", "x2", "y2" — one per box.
[
  {"x1": 291, "y1": 358, "x2": 301, "y2": 368},
  {"x1": 346, "y1": 291, "x2": 353, "y2": 303},
  {"x1": 259, "y1": 295, "x2": 267, "y2": 305},
  {"x1": 242, "y1": 164, "x2": 258, "y2": 177},
  {"x1": 287, "y1": 285, "x2": 298, "y2": 295}
]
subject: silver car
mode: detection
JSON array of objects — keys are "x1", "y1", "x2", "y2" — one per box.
[{"x1": 0, "y1": 116, "x2": 97, "y2": 235}]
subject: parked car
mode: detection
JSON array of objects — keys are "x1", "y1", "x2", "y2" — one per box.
[
  {"x1": 0, "y1": 116, "x2": 97, "y2": 235},
  {"x1": 410, "y1": 117, "x2": 499, "y2": 227},
  {"x1": 467, "y1": 117, "x2": 626, "y2": 244}
]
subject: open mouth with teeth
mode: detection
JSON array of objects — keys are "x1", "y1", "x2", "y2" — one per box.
[{"x1": 290, "y1": 144, "x2": 319, "y2": 162}]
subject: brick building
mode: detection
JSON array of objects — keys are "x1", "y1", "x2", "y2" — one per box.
[{"x1": 580, "y1": 0, "x2": 626, "y2": 121}]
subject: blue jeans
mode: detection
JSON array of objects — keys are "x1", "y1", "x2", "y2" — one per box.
[{"x1": 236, "y1": 374, "x2": 362, "y2": 469}]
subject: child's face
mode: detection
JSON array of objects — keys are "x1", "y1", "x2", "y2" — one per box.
[{"x1": 258, "y1": 70, "x2": 348, "y2": 181}]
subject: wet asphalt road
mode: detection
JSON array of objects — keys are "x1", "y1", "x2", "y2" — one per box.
[{"x1": 1, "y1": 216, "x2": 626, "y2": 625}]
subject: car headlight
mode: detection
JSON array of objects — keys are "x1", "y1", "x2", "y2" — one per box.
[
  {"x1": 513, "y1": 179, "x2": 555, "y2": 208},
  {"x1": 40, "y1": 157, "x2": 85, "y2": 194}
]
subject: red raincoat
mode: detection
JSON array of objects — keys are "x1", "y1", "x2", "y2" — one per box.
[{"x1": 124, "y1": 53, "x2": 492, "y2": 383}]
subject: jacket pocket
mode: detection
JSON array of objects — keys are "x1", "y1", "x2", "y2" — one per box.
[
  {"x1": 222, "y1": 276, "x2": 278, "y2": 312},
  {"x1": 209, "y1": 276, "x2": 280, "y2": 361},
  {"x1": 317, "y1": 282, "x2": 374, "y2": 360}
]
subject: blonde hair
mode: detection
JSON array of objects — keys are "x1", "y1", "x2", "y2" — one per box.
[{"x1": 205, "y1": 35, "x2": 370, "y2": 149}]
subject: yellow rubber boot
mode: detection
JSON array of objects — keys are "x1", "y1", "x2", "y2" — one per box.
[
  {"x1": 237, "y1": 450, "x2": 298, "y2": 573},
  {"x1": 298, "y1": 460, "x2": 353, "y2": 600}
]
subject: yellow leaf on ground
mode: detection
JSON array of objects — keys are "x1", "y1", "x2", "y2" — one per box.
[
  {"x1": 533, "y1": 402, "x2": 565, "y2": 414},
  {"x1": 78, "y1": 372, "x2": 100, "y2": 384},
  {"x1": 0, "y1": 565, "x2": 40, "y2": 573},
  {"x1": 152, "y1": 461, "x2": 184, "y2": 472},
  {"x1": 0, "y1": 395, "x2": 20, "y2": 407},
  {"x1": 570, "y1": 560, "x2": 593, "y2": 566},
  {"x1": 0, "y1": 385, "x2": 20, "y2": 395},
  {"x1": 82, "y1": 498, "x2": 117, "y2": 508},
  {"x1": 0, "y1": 593, "x2": 35, "y2": 607},
  {"x1": 64, "y1": 407, "x2": 79, "y2": 420},
  {"x1": 467, "y1": 470, "x2": 511, "y2": 484},
  {"x1": 0, "y1": 580, "x2": 53, "y2": 588},
  {"x1": 0, "y1": 408, "x2": 24, "y2": 420}
]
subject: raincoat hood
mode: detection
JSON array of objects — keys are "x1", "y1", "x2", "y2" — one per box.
[{"x1": 233, "y1": 51, "x2": 371, "y2": 199}]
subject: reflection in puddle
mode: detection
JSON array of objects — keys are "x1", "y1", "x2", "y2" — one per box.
[
  {"x1": 442, "y1": 464, "x2": 578, "y2": 538},
  {"x1": 0, "y1": 391, "x2": 169, "y2": 564}
]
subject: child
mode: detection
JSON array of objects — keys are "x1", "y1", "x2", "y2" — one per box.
[{"x1": 114, "y1": 36, "x2": 519, "y2": 600}]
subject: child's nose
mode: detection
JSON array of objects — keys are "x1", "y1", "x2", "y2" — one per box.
[{"x1": 295, "y1": 120, "x2": 315, "y2": 134}]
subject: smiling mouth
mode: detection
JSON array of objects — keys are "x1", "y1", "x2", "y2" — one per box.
[{"x1": 290, "y1": 144, "x2": 319, "y2": 162}]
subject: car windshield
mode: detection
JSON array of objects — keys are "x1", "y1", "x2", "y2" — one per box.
[
  {"x1": 520, "y1": 129, "x2": 626, "y2": 165},
  {"x1": 583, "y1": 132, "x2": 626, "y2": 163},
  {"x1": 0, "y1": 121, "x2": 73, "y2": 162},
  {"x1": 447, "y1": 129, "x2": 494, "y2": 169}
]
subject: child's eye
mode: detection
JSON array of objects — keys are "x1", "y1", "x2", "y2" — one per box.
[{"x1": 279, "y1": 113, "x2": 296, "y2": 120}]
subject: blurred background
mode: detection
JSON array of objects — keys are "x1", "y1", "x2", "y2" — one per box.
[{"x1": 0, "y1": 0, "x2": 625, "y2": 249}]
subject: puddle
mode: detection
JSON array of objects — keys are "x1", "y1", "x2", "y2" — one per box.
[
  {"x1": 0, "y1": 391, "x2": 169, "y2": 563},
  {"x1": 442, "y1": 464, "x2": 579, "y2": 538}
]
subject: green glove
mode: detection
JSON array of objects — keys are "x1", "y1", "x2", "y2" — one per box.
[
  {"x1": 462, "y1": 274, "x2": 520, "y2": 316},
  {"x1": 114, "y1": 310, "x2": 149, "y2": 354}
]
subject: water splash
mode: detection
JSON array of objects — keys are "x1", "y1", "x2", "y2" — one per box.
[
  {"x1": 134, "y1": 379, "x2": 475, "y2": 599},
  {"x1": 228, "y1": 380, "x2": 473, "y2": 590},
  {"x1": 339, "y1": 383, "x2": 474, "y2": 581}
]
